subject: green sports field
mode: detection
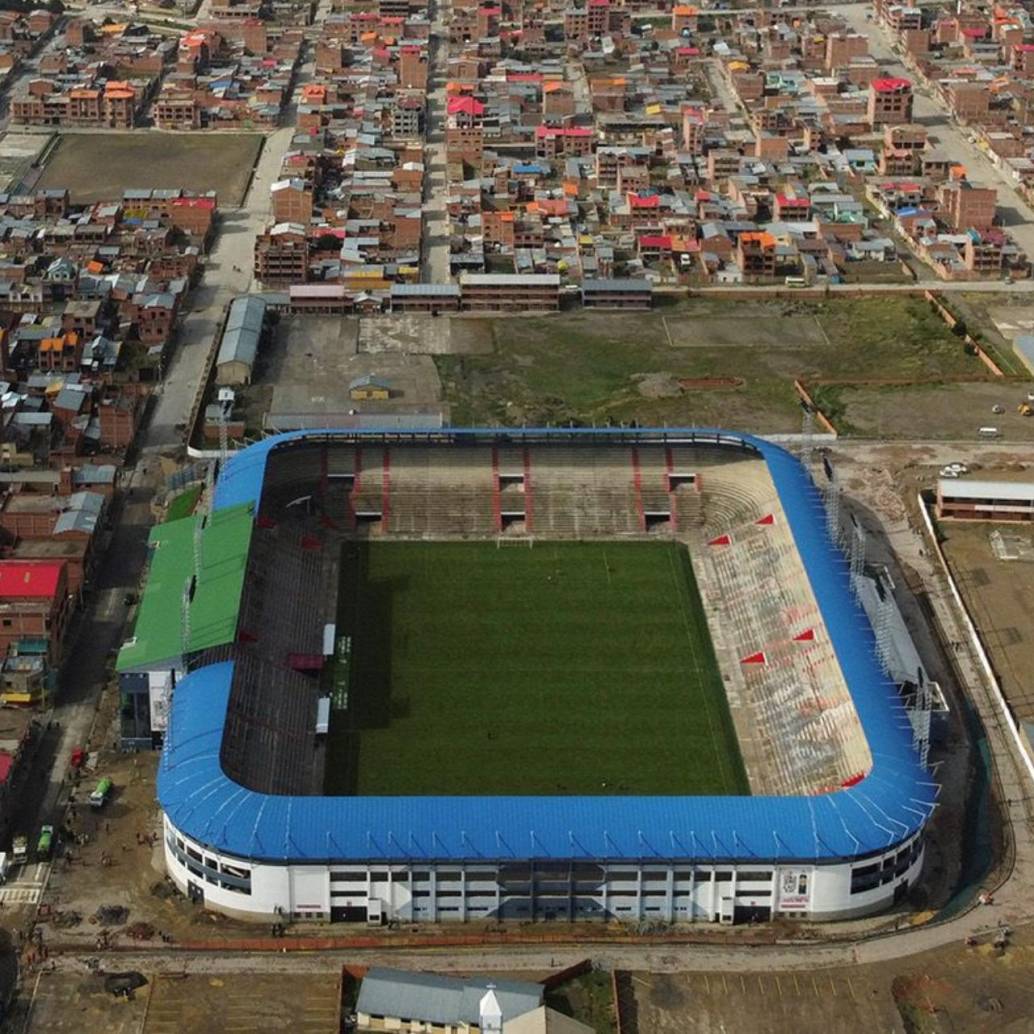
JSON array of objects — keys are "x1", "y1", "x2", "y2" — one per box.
[{"x1": 324, "y1": 540, "x2": 748, "y2": 797}]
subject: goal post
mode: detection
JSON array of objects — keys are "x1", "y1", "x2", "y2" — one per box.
[{"x1": 496, "y1": 536, "x2": 534, "y2": 548}]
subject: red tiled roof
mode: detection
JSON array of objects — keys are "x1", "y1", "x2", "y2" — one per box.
[
  {"x1": 535, "y1": 125, "x2": 592, "y2": 137},
  {"x1": 172, "y1": 197, "x2": 216, "y2": 209},
  {"x1": 639, "y1": 234, "x2": 672, "y2": 248},
  {"x1": 628, "y1": 193, "x2": 661, "y2": 208},
  {"x1": 872, "y1": 76, "x2": 911, "y2": 93},
  {"x1": 447, "y1": 96, "x2": 485, "y2": 116},
  {"x1": 0, "y1": 561, "x2": 64, "y2": 600}
]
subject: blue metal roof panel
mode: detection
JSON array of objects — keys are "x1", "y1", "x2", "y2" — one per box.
[{"x1": 171, "y1": 429, "x2": 936, "y2": 863}]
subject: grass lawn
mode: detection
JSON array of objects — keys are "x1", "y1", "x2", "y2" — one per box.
[
  {"x1": 546, "y1": 971, "x2": 617, "y2": 1034},
  {"x1": 324, "y1": 540, "x2": 747, "y2": 797},
  {"x1": 165, "y1": 484, "x2": 202, "y2": 522},
  {"x1": 435, "y1": 297, "x2": 981, "y2": 431}
]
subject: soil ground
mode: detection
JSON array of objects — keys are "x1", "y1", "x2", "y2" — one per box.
[
  {"x1": 940, "y1": 520, "x2": 1034, "y2": 723},
  {"x1": 247, "y1": 315, "x2": 444, "y2": 433},
  {"x1": 813, "y1": 381, "x2": 1034, "y2": 440},
  {"x1": 36, "y1": 133, "x2": 264, "y2": 206},
  {"x1": 435, "y1": 297, "x2": 982, "y2": 430},
  {"x1": 23, "y1": 970, "x2": 342, "y2": 1034},
  {"x1": 626, "y1": 923, "x2": 1034, "y2": 1033}
]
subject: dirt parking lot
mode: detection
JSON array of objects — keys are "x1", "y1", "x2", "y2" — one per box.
[
  {"x1": 815, "y1": 381, "x2": 1034, "y2": 441},
  {"x1": 625, "y1": 923, "x2": 1034, "y2": 1034},
  {"x1": 37, "y1": 133, "x2": 264, "y2": 206},
  {"x1": 24, "y1": 970, "x2": 342, "y2": 1034},
  {"x1": 259, "y1": 315, "x2": 444, "y2": 429},
  {"x1": 358, "y1": 315, "x2": 494, "y2": 355},
  {"x1": 941, "y1": 517, "x2": 1034, "y2": 722}
]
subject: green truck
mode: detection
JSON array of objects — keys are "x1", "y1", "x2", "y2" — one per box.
[
  {"x1": 36, "y1": 825, "x2": 53, "y2": 860},
  {"x1": 89, "y1": 777, "x2": 113, "y2": 809}
]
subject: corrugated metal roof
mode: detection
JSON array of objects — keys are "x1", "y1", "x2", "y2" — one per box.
[
  {"x1": 459, "y1": 273, "x2": 560, "y2": 286},
  {"x1": 390, "y1": 283, "x2": 461, "y2": 297},
  {"x1": 938, "y1": 478, "x2": 1034, "y2": 502},
  {"x1": 217, "y1": 296, "x2": 265, "y2": 369},
  {"x1": 158, "y1": 429, "x2": 936, "y2": 864},
  {"x1": 356, "y1": 969, "x2": 541, "y2": 1025},
  {"x1": 1014, "y1": 334, "x2": 1034, "y2": 373},
  {"x1": 582, "y1": 278, "x2": 652, "y2": 293},
  {"x1": 117, "y1": 503, "x2": 254, "y2": 672}
]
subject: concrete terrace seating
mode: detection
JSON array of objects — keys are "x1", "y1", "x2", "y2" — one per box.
[
  {"x1": 237, "y1": 519, "x2": 337, "y2": 662},
  {"x1": 386, "y1": 446, "x2": 496, "y2": 536},
  {"x1": 528, "y1": 446, "x2": 642, "y2": 536},
  {"x1": 691, "y1": 457, "x2": 872, "y2": 797},
  {"x1": 221, "y1": 650, "x2": 320, "y2": 796}
]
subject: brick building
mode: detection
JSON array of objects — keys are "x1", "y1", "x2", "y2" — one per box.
[{"x1": 867, "y1": 77, "x2": 913, "y2": 126}]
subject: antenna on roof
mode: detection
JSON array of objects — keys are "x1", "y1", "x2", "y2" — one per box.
[
  {"x1": 849, "y1": 519, "x2": 866, "y2": 584},
  {"x1": 217, "y1": 388, "x2": 235, "y2": 465},
  {"x1": 193, "y1": 508, "x2": 203, "y2": 576},
  {"x1": 181, "y1": 576, "x2": 192, "y2": 654},
  {"x1": 799, "y1": 401, "x2": 814, "y2": 470},
  {"x1": 823, "y1": 464, "x2": 842, "y2": 547},
  {"x1": 873, "y1": 592, "x2": 894, "y2": 676},
  {"x1": 203, "y1": 459, "x2": 216, "y2": 519}
]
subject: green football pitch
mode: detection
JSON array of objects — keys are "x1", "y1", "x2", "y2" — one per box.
[{"x1": 323, "y1": 540, "x2": 748, "y2": 797}]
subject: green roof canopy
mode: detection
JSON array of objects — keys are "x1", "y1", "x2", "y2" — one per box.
[{"x1": 117, "y1": 502, "x2": 254, "y2": 672}]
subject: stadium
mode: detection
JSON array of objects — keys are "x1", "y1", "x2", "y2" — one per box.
[{"x1": 119, "y1": 428, "x2": 938, "y2": 925}]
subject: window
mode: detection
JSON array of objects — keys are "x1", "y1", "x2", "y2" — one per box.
[
  {"x1": 1, "y1": 620, "x2": 10, "y2": 629},
  {"x1": 737, "y1": 871, "x2": 772, "y2": 883},
  {"x1": 714, "y1": 871, "x2": 732, "y2": 882}
]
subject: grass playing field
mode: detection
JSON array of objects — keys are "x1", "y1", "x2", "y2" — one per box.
[{"x1": 324, "y1": 540, "x2": 747, "y2": 797}]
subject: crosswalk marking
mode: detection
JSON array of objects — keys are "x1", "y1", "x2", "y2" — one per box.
[
  {"x1": 0, "y1": 884, "x2": 45, "y2": 905},
  {"x1": 0, "y1": 861, "x2": 51, "y2": 905}
]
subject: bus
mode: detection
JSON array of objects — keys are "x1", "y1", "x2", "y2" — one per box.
[{"x1": 90, "y1": 777, "x2": 113, "y2": 809}]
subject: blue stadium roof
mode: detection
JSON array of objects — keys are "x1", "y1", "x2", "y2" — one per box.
[{"x1": 161, "y1": 429, "x2": 937, "y2": 864}]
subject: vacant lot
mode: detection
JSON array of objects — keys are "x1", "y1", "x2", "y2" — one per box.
[
  {"x1": 436, "y1": 298, "x2": 980, "y2": 430},
  {"x1": 37, "y1": 133, "x2": 263, "y2": 205},
  {"x1": 326, "y1": 540, "x2": 746, "y2": 796},
  {"x1": 941, "y1": 519, "x2": 1034, "y2": 722},
  {"x1": 811, "y1": 381, "x2": 1034, "y2": 440},
  {"x1": 24, "y1": 971, "x2": 341, "y2": 1034}
]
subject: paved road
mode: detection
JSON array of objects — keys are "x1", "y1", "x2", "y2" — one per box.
[
  {"x1": 422, "y1": 0, "x2": 451, "y2": 283},
  {"x1": 685, "y1": 279, "x2": 1030, "y2": 293}
]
